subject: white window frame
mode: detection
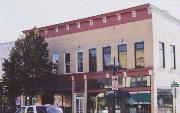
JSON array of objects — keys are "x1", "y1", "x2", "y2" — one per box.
[
  {"x1": 44, "y1": 30, "x2": 48, "y2": 34},
  {"x1": 74, "y1": 93, "x2": 84, "y2": 113},
  {"x1": 65, "y1": 24, "x2": 69, "y2": 31},
  {"x1": 116, "y1": 13, "x2": 121, "y2": 20},
  {"x1": 77, "y1": 22, "x2": 81, "y2": 29},
  {"x1": 102, "y1": 16, "x2": 107, "y2": 23},
  {"x1": 131, "y1": 11, "x2": 136, "y2": 17},
  {"x1": 55, "y1": 26, "x2": 59, "y2": 32},
  {"x1": 147, "y1": 7, "x2": 152, "y2": 15},
  {"x1": 89, "y1": 19, "x2": 93, "y2": 26},
  {"x1": 76, "y1": 51, "x2": 83, "y2": 73},
  {"x1": 52, "y1": 53, "x2": 60, "y2": 74},
  {"x1": 64, "y1": 52, "x2": 71, "y2": 74}
]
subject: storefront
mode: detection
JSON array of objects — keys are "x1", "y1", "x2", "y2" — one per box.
[{"x1": 157, "y1": 89, "x2": 173, "y2": 113}]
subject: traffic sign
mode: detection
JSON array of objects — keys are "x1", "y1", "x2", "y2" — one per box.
[{"x1": 112, "y1": 76, "x2": 118, "y2": 90}]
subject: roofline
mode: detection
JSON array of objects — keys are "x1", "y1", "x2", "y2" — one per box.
[
  {"x1": 23, "y1": 3, "x2": 151, "y2": 33},
  {"x1": 0, "y1": 41, "x2": 15, "y2": 45},
  {"x1": 150, "y1": 4, "x2": 180, "y2": 25}
]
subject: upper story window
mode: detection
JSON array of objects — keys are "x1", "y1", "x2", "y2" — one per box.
[
  {"x1": 130, "y1": 76, "x2": 147, "y2": 87},
  {"x1": 131, "y1": 11, "x2": 136, "y2": 17},
  {"x1": 159, "y1": 42, "x2": 165, "y2": 68},
  {"x1": 170, "y1": 45, "x2": 176, "y2": 69},
  {"x1": 65, "y1": 25, "x2": 69, "y2": 31},
  {"x1": 116, "y1": 13, "x2": 121, "y2": 20},
  {"x1": 102, "y1": 16, "x2": 107, "y2": 23},
  {"x1": 44, "y1": 30, "x2": 48, "y2": 35},
  {"x1": 52, "y1": 53, "x2": 59, "y2": 74},
  {"x1": 77, "y1": 22, "x2": 81, "y2": 29},
  {"x1": 118, "y1": 44, "x2": 127, "y2": 69},
  {"x1": 89, "y1": 48, "x2": 97, "y2": 72},
  {"x1": 89, "y1": 20, "x2": 94, "y2": 26},
  {"x1": 135, "y1": 42, "x2": 144, "y2": 68},
  {"x1": 55, "y1": 26, "x2": 59, "y2": 32},
  {"x1": 77, "y1": 51, "x2": 83, "y2": 72},
  {"x1": 65, "y1": 53, "x2": 70, "y2": 74},
  {"x1": 103, "y1": 46, "x2": 111, "y2": 70}
]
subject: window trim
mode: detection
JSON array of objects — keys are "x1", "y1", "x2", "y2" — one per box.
[
  {"x1": 170, "y1": 45, "x2": 176, "y2": 69},
  {"x1": 89, "y1": 48, "x2": 97, "y2": 72},
  {"x1": 52, "y1": 53, "x2": 60, "y2": 74},
  {"x1": 64, "y1": 52, "x2": 71, "y2": 74},
  {"x1": 118, "y1": 44, "x2": 127, "y2": 69},
  {"x1": 159, "y1": 42, "x2": 165, "y2": 68},
  {"x1": 102, "y1": 46, "x2": 111, "y2": 71},
  {"x1": 76, "y1": 51, "x2": 84, "y2": 73},
  {"x1": 134, "y1": 41, "x2": 144, "y2": 68}
]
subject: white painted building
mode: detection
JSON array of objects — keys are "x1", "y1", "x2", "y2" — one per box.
[{"x1": 151, "y1": 5, "x2": 180, "y2": 113}]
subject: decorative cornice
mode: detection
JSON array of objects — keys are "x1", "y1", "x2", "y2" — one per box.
[{"x1": 23, "y1": 4, "x2": 152, "y2": 38}]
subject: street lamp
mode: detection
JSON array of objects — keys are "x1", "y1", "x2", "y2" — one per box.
[{"x1": 171, "y1": 81, "x2": 179, "y2": 113}]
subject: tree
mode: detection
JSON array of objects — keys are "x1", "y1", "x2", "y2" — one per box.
[{"x1": 2, "y1": 27, "x2": 53, "y2": 111}]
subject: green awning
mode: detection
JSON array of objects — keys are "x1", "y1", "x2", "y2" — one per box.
[{"x1": 127, "y1": 93, "x2": 150, "y2": 105}]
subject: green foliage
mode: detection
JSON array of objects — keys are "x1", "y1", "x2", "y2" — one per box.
[{"x1": 2, "y1": 27, "x2": 53, "y2": 107}]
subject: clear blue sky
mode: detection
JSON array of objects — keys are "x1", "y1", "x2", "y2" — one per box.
[{"x1": 0, "y1": 0, "x2": 180, "y2": 43}]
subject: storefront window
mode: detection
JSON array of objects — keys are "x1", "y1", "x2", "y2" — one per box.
[
  {"x1": 89, "y1": 48, "x2": 97, "y2": 72},
  {"x1": 157, "y1": 89, "x2": 173, "y2": 113},
  {"x1": 118, "y1": 44, "x2": 127, "y2": 69},
  {"x1": 135, "y1": 42, "x2": 144, "y2": 67},
  {"x1": 130, "y1": 76, "x2": 147, "y2": 87}
]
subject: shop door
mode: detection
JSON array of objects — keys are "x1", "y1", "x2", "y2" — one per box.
[{"x1": 75, "y1": 94, "x2": 84, "y2": 113}]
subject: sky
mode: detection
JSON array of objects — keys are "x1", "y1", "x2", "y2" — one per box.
[{"x1": 0, "y1": 0, "x2": 180, "y2": 43}]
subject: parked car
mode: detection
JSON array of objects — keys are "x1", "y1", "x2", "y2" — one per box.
[{"x1": 15, "y1": 105, "x2": 63, "y2": 113}]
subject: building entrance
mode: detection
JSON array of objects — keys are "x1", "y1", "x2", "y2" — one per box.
[{"x1": 75, "y1": 93, "x2": 84, "y2": 113}]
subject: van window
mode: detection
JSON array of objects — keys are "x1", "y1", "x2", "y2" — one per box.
[
  {"x1": 16, "y1": 107, "x2": 26, "y2": 113},
  {"x1": 36, "y1": 106, "x2": 47, "y2": 113},
  {"x1": 27, "y1": 107, "x2": 33, "y2": 113}
]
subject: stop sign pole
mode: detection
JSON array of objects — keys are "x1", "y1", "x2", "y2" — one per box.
[
  {"x1": 111, "y1": 56, "x2": 119, "y2": 113},
  {"x1": 171, "y1": 81, "x2": 179, "y2": 113}
]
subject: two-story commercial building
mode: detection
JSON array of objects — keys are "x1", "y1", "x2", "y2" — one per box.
[{"x1": 24, "y1": 3, "x2": 180, "y2": 113}]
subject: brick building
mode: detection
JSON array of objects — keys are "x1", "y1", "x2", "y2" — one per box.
[{"x1": 24, "y1": 4, "x2": 180, "y2": 113}]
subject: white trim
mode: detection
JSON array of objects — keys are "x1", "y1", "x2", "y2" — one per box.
[
  {"x1": 77, "y1": 22, "x2": 81, "y2": 29},
  {"x1": 76, "y1": 51, "x2": 84, "y2": 73},
  {"x1": 89, "y1": 19, "x2": 94, "y2": 26},
  {"x1": 64, "y1": 52, "x2": 71, "y2": 74},
  {"x1": 65, "y1": 24, "x2": 69, "y2": 31},
  {"x1": 131, "y1": 10, "x2": 136, "y2": 17},
  {"x1": 74, "y1": 93, "x2": 84, "y2": 113},
  {"x1": 102, "y1": 16, "x2": 107, "y2": 23},
  {"x1": 55, "y1": 26, "x2": 59, "y2": 32},
  {"x1": 116, "y1": 13, "x2": 121, "y2": 20},
  {"x1": 44, "y1": 30, "x2": 48, "y2": 34},
  {"x1": 147, "y1": 6, "x2": 152, "y2": 15}
]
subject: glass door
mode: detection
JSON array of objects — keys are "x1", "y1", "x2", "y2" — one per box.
[{"x1": 75, "y1": 94, "x2": 84, "y2": 113}]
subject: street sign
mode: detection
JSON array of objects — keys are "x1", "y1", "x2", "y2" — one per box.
[
  {"x1": 171, "y1": 81, "x2": 179, "y2": 88},
  {"x1": 112, "y1": 76, "x2": 118, "y2": 90}
]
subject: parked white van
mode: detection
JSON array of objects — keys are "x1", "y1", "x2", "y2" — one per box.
[{"x1": 15, "y1": 105, "x2": 63, "y2": 113}]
